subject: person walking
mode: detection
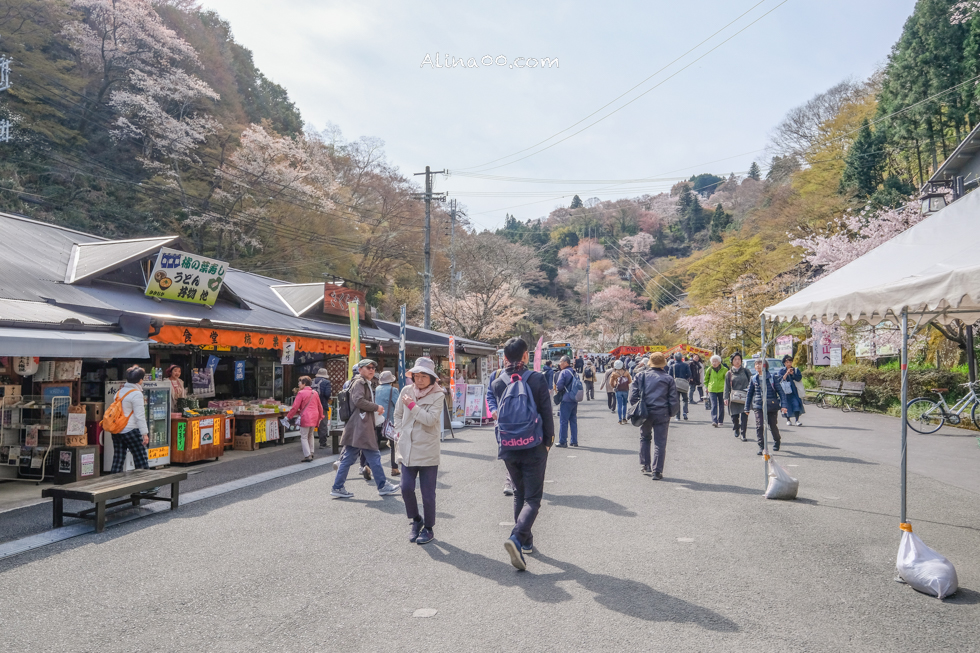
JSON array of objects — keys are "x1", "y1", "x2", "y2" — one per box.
[
  {"x1": 779, "y1": 355, "x2": 805, "y2": 426},
  {"x1": 393, "y1": 358, "x2": 443, "y2": 545},
  {"x1": 669, "y1": 353, "x2": 691, "y2": 422},
  {"x1": 374, "y1": 371, "x2": 401, "y2": 477},
  {"x1": 109, "y1": 365, "x2": 152, "y2": 473},
  {"x1": 724, "y1": 353, "x2": 752, "y2": 441},
  {"x1": 582, "y1": 361, "x2": 596, "y2": 400},
  {"x1": 601, "y1": 364, "x2": 616, "y2": 413},
  {"x1": 609, "y1": 360, "x2": 632, "y2": 425},
  {"x1": 703, "y1": 355, "x2": 729, "y2": 427},
  {"x1": 573, "y1": 354, "x2": 585, "y2": 374},
  {"x1": 744, "y1": 359, "x2": 788, "y2": 455},
  {"x1": 330, "y1": 359, "x2": 400, "y2": 498},
  {"x1": 486, "y1": 367, "x2": 517, "y2": 497},
  {"x1": 688, "y1": 354, "x2": 705, "y2": 405},
  {"x1": 312, "y1": 368, "x2": 333, "y2": 451},
  {"x1": 629, "y1": 352, "x2": 678, "y2": 480},
  {"x1": 491, "y1": 337, "x2": 555, "y2": 570},
  {"x1": 286, "y1": 375, "x2": 324, "y2": 462},
  {"x1": 554, "y1": 356, "x2": 580, "y2": 447}
]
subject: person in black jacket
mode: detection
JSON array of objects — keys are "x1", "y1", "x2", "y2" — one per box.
[
  {"x1": 312, "y1": 368, "x2": 333, "y2": 450},
  {"x1": 668, "y1": 353, "x2": 691, "y2": 421},
  {"x1": 743, "y1": 359, "x2": 788, "y2": 455},
  {"x1": 688, "y1": 354, "x2": 705, "y2": 405},
  {"x1": 629, "y1": 352, "x2": 678, "y2": 480},
  {"x1": 491, "y1": 337, "x2": 555, "y2": 571}
]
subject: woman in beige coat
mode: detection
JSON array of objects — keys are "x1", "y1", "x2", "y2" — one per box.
[{"x1": 394, "y1": 357, "x2": 444, "y2": 545}]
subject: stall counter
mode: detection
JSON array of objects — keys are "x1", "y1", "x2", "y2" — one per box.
[{"x1": 171, "y1": 414, "x2": 226, "y2": 464}]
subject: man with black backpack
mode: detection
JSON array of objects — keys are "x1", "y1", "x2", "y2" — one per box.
[
  {"x1": 491, "y1": 337, "x2": 555, "y2": 571},
  {"x1": 554, "y1": 355, "x2": 582, "y2": 447},
  {"x1": 312, "y1": 368, "x2": 333, "y2": 450}
]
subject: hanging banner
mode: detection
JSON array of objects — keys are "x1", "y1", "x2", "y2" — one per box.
[
  {"x1": 775, "y1": 336, "x2": 794, "y2": 358},
  {"x1": 145, "y1": 248, "x2": 227, "y2": 306},
  {"x1": 829, "y1": 346, "x2": 843, "y2": 367},
  {"x1": 152, "y1": 325, "x2": 354, "y2": 356},
  {"x1": 448, "y1": 336, "x2": 456, "y2": 385},
  {"x1": 324, "y1": 287, "x2": 367, "y2": 320},
  {"x1": 811, "y1": 322, "x2": 840, "y2": 366},
  {"x1": 234, "y1": 360, "x2": 245, "y2": 381},
  {"x1": 348, "y1": 301, "x2": 360, "y2": 367},
  {"x1": 398, "y1": 305, "x2": 407, "y2": 389},
  {"x1": 533, "y1": 336, "x2": 544, "y2": 372},
  {"x1": 281, "y1": 341, "x2": 296, "y2": 365}
]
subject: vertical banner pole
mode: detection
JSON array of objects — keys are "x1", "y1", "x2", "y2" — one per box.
[
  {"x1": 448, "y1": 335, "x2": 456, "y2": 387},
  {"x1": 533, "y1": 336, "x2": 544, "y2": 372},
  {"x1": 398, "y1": 305, "x2": 407, "y2": 389},
  {"x1": 900, "y1": 309, "x2": 909, "y2": 524},
  {"x1": 348, "y1": 300, "x2": 360, "y2": 371},
  {"x1": 761, "y1": 314, "x2": 769, "y2": 488}
]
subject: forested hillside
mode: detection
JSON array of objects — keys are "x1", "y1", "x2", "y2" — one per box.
[{"x1": 0, "y1": 0, "x2": 976, "y2": 360}]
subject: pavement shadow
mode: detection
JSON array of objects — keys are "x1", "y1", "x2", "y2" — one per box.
[
  {"x1": 778, "y1": 450, "x2": 877, "y2": 465},
  {"x1": 944, "y1": 587, "x2": 980, "y2": 605},
  {"x1": 543, "y1": 493, "x2": 637, "y2": 517},
  {"x1": 440, "y1": 449, "x2": 498, "y2": 462},
  {"x1": 347, "y1": 497, "x2": 405, "y2": 516},
  {"x1": 575, "y1": 446, "x2": 636, "y2": 456},
  {"x1": 778, "y1": 441, "x2": 841, "y2": 450},
  {"x1": 803, "y1": 425, "x2": 871, "y2": 432},
  {"x1": 662, "y1": 478, "x2": 761, "y2": 496}
]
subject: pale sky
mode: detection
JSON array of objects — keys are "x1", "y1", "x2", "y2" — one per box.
[{"x1": 202, "y1": 0, "x2": 916, "y2": 230}]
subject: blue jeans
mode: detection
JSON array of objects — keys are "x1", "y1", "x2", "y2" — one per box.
[
  {"x1": 559, "y1": 401, "x2": 578, "y2": 446},
  {"x1": 332, "y1": 447, "x2": 387, "y2": 490},
  {"x1": 709, "y1": 391, "x2": 725, "y2": 424},
  {"x1": 615, "y1": 391, "x2": 629, "y2": 421}
]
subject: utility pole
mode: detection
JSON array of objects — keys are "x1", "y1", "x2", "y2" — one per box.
[
  {"x1": 585, "y1": 228, "x2": 591, "y2": 326},
  {"x1": 0, "y1": 56, "x2": 11, "y2": 143},
  {"x1": 449, "y1": 198, "x2": 458, "y2": 296},
  {"x1": 411, "y1": 166, "x2": 446, "y2": 329}
]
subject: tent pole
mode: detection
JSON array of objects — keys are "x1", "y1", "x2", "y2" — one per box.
[
  {"x1": 761, "y1": 314, "x2": 769, "y2": 488},
  {"x1": 900, "y1": 309, "x2": 908, "y2": 525}
]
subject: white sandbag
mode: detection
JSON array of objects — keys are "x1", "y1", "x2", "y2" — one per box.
[
  {"x1": 896, "y1": 530, "x2": 958, "y2": 599},
  {"x1": 451, "y1": 421, "x2": 465, "y2": 429},
  {"x1": 764, "y1": 456, "x2": 799, "y2": 500}
]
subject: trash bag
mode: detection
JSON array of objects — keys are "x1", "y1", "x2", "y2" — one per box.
[
  {"x1": 896, "y1": 529, "x2": 958, "y2": 599},
  {"x1": 764, "y1": 456, "x2": 798, "y2": 500}
]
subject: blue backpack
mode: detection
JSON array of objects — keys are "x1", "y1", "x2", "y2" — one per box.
[{"x1": 496, "y1": 370, "x2": 544, "y2": 450}]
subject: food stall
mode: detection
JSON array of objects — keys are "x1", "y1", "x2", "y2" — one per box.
[{"x1": 170, "y1": 412, "x2": 232, "y2": 463}]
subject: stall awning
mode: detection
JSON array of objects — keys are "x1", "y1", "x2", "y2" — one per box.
[{"x1": 0, "y1": 328, "x2": 150, "y2": 358}]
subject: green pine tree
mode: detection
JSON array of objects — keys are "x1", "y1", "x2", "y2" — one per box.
[
  {"x1": 746, "y1": 162, "x2": 761, "y2": 181},
  {"x1": 839, "y1": 119, "x2": 885, "y2": 198},
  {"x1": 569, "y1": 194, "x2": 583, "y2": 209},
  {"x1": 709, "y1": 204, "x2": 730, "y2": 242}
]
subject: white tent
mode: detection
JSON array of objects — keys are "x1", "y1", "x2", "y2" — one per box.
[
  {"x1": 761, "y1": 191, "x2": 977, "y2": 598},
  {"x1": 763, "y1": 187, "x2": 980, "y2": 327}
]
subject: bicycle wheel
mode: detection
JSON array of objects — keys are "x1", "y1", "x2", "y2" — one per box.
[
  {"x1": 971, "y1": 401, "x2": 980, "y2": 430},
  {"x1": 906, "y1": 398, "x2": 945, "y2": 434}
]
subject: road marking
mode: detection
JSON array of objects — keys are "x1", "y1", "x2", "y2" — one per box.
[
  {"x1": 413, "y1": 609, "x2": 438, "y2": 618},
  {"x1": 822, "y1": 496, "x2": 840, "y2": 501},
  {"x1": 677, "y1": 538, "x2": 695, "y2": 543},
  {"x1": 786, "y1": 464, "x2": 799, "y2": 467},
  {"x1": 674, "y1": 487, "x2": 693, "y2": 491},
  {"x1": 544, "y1": 480, "x2": 556, "y2": 483},
  {"x1": 499, "y1": 521, "x2": 514, "y2": 526},
  {"x1": 567, "y1": 455, "x2": 577, "y2": 458}
]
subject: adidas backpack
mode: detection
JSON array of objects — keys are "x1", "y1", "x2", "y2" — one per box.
[{"x1": 496, "y1": 370, "x2": 544, "y2": 451}]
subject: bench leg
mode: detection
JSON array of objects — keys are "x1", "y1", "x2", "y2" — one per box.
[
  {"x1": 132, "y1": 493, "x2": 141, "y2": 507},
  {"x1": 170, "y1": 481, "x2": 180, "y2": 510},
  {"x1": 95, "y1": 501, "x2": 106, "y2": 533},
  {"x1": 52, "y1": 497, "x2": 63, "y2": 529}
]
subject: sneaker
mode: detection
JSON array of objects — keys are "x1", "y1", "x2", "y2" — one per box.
[
  {"x1": 361, "y1": 466, "x2": 372, "y2": 481},
  {"x1": 786, "y1": 419, "x2": 792, "y2": 426},
  {"x1": 301, "y1": 455, "x2": 312, "y2": 462},
  {"x1": 773, "y1": 442, "x2": 781, "y2": 452},
  {"x1": 504, "y1": 535, "x2": 527, "y2": 571},
  {"x1": 330, "y1": 486, "x2": 354, "y2": 499},
  {"x1": 570, "y1": 443, "x2": 578, "y2": 447},
  {"x1": 332, "y1": 460, "x2": 339, "y2": 471},
  {"x1": 390, "y1": 467, "x2": 401, "y2": 477},
  {"x1": 409, "y1": 518, "x2": 423, "y2": 543},
  {"x1": 555, "y1": 443, "x2": 567, "y2": 448},
  {"x1": 378, "y1": 482, "x2": 400, "y2": 496},
  {"x1": 712, "y1": 423, "x2": 718, "y2": 428},
  {"x1": 319, "y1": 444, "x2": 328, "y2": 449},
  {"x1": 641, "y1": 466, "x2": 652, "y2": 475},
  {"x1": 522, "y1": 543, "x2": 533, "y2": 555},
  {"x1": 683, "y1": 415, "x2": 688, "y2": 421},
  {"x1": 757, "y1": 450, "x2": 764, "y2": 456},
  {"x1": 416, "y1": 527, "x2": 434, "y2": 545},
  {"x1": 795, "y1": 420, "x2": 802, "y2": 426},
  {"x1": 741, "y1": 435, "x2": 748, "y2": 442},
  {"x1": 503, "y1": 482, "x2": 515, "y2": 496},
  {"x1": 733, "y1": 431, "x2": 740, "y2": 438},
  {"x1": 651, "y1": 472, "x2": 663, "y2": 480}
]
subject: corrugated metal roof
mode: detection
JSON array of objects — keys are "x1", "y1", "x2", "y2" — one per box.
[
  {"x1": 373, "y1": 319, "x2": 495, "y2": 351},
  {"x1": 0, "y1": 213, "x2": 390, "y2": 343},
  {"x1": 65, "y1": 236, "x2": 176, "y2": 284},
  {"x1": 0, "y1": 298, "x2": 110, "y2": 326}
]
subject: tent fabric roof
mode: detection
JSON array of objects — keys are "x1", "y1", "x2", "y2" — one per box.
[
  {"x1": 763, "y1": 190, "x2": 980, "y2": 326},
  {"x1": 65, "y1": 236, "x2": 177, "y2": 284},
  {"x1": 0, "y1": 328, "x2": 149, "y2": 358}
]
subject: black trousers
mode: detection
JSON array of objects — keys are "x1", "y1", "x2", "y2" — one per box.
[
  {"x1": 607, "y1": 392, "x2": 616, "y2": 411},
  {"x1": 730, "y1": 409, "x2": 749, "y2": 438},
  {"x1": 754, "y1": 409, "x2": 781, "y2": 449},
  {"x1": 503, "y1": 447, "x2": 548, "y2": 547},
  {"x1": 639, "y1": 419, "x2": 670, "y2": 473}
]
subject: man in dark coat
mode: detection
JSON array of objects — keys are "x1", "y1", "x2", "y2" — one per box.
[
  {"x1": 331, "y1": 359, "x2": 400, "y2": 498},
  {"x1": 669, "y1": 353, "x2": 691, "y2": 422},
  {"x1": 629, "y1": 352, "x2": 678, "y2": 480},
  {"x1": 492, "y1": 337, "x2": 555, "y2": 571}
]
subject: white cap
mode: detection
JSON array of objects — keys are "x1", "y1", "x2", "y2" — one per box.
[{"x1": 614, "y1": 360, "x2": 624, "y2": 370}]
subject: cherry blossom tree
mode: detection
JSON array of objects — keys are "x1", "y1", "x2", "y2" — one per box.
[
  {"x1": 619, "y1": 232, "x2": 655, "y2": 255},
  {"x1": 590, "y1": 285, "x2": 652, "y2": 347},
  {"x1": 952, "y1": 2, "x2": 980, "y2": 23}
]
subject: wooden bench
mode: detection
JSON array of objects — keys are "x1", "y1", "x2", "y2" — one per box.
[
  {"x1": 41, "y1": 469, "x2": 187, "y2": 533},
  {"x1": 838, "y1": 381, "x2": 867, "y2": 412},
  {"x1": 806, "y1": 380, "x2": 842, "y2": 407}
]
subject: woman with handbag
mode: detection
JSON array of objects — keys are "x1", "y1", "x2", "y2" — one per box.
[
  {"x1": 608, "y1": 361, "x2": 632, "y2": 425},
  {"x1": 393, "y1": 358, "x2": 444, "y2": 545},
  {"x1": 375, "y1": 371, "x2": 401, "y2": 477},
  {"x1": 779, "y1": 355, "x2": 805, "y2": 426},
  {"x1": 286, "y1": 375, "x2": 324, "y2": 463},
  {"x1": 724, "y1": 353, "x2": 752, "y2": 441},
  {"x1": 628, "y1": 353, "x2": 678, "y2": 480}
]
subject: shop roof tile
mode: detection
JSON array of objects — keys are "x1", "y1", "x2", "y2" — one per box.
[
  {"x1": 0, "y1": 298, "x2": 111, "y2": 326},
  {"x1": 65, "y1": 237, "x2": 177, "y2": 284}
]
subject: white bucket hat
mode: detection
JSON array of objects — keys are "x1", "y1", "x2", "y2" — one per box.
[
  {"x1": 614, "y1": 360, "x2": 624, "y2": 369},
  {"x1": 408, "y1": 356, "x2": 437, "y2": 379}
]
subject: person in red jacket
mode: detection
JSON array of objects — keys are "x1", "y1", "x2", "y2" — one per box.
[{"x1": 287, "y1": 375, "x2": 324, "y2": 463}]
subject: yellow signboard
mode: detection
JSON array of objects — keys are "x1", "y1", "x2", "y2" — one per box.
[
  {"x1": 145, "y1": 247, "x2": 227, "y2": 306},
  {"x1": 148, "y1": 447, "x2": 169, "y2": 460}
]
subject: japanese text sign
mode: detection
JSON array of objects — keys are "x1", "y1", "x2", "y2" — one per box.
[
  {"x1": 145, "y1": 247, "x2": 227, "y2": 306},
  {"x1": 324, "y1": 287, "x2": 367, "y2": 320}
]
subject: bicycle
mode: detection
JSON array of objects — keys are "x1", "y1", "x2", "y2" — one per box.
[{"x1": 905, "y1": 382, "x2": 980, "y2": 434}]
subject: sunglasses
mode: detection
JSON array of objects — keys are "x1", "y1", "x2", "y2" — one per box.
[{"x1": 363, "y1": 365, "x2": 377, "y2": 371}]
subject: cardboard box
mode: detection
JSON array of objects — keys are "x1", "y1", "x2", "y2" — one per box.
[
  {"x1": 81, "y1": 402, "x2": 104, "y2": 423},
  {"x1": 233, "y1": 435, "x2": 256, "y2": 451}
]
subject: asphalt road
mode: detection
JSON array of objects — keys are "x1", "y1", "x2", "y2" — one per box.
[{"x1": 1, "y1": 397, "x2": 978, "y2": 652}]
